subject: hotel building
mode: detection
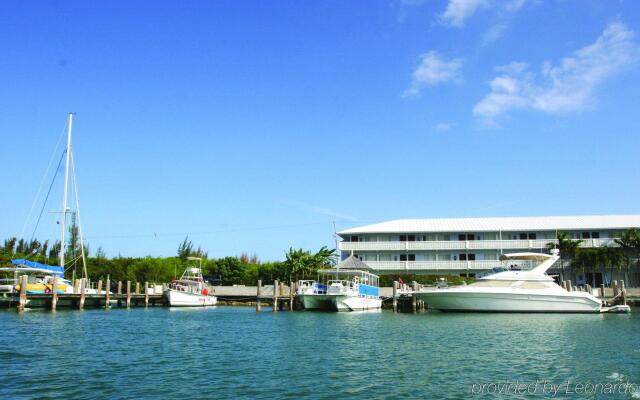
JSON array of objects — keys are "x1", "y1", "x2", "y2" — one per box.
[{"x1": 337, "y1": 215, "x2": 640, "y2": 281}]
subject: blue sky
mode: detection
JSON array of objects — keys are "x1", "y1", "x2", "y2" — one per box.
[{"x1": 1, "y1": 0, "x2": 639, "y2": 260}]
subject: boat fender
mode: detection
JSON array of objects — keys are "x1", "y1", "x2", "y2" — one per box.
[{"x1": 202, "y1": 288, "x2": 209, "y2": 296}]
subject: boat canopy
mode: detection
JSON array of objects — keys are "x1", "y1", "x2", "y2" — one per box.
[
  {"x1": 10, "y1": 259, "x2": 64, "y2": 276},
  {"x1": 335, "y1": 255, "x2": 373, "y2": 271}
]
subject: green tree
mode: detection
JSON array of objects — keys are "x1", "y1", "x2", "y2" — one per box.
[
  {"x1": 547, "y1": 232, "x2": 582, "y2": 282},
  {"x1": 3, "y1": 237, "x2": 17, "y2": 254},
  {"x1": 615, "y1": 228, "x2": 640, "y2": 286}
]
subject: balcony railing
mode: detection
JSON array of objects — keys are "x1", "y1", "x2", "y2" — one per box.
[
  {"x1": 363, "y1": 260, "x2": 507, "y2": 271},
  {"x1": 339, "y1": 238, "x2": 618, "y2": 252}
]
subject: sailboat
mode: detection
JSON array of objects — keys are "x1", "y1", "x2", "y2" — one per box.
[{"x1": 0, "y1": 113, "x2": 97, "y2": 304}]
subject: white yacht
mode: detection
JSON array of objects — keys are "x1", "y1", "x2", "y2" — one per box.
[
  {"x1": 164, "y1": 257, "x2": 217, "y2": 307},
  {"x1": 415, "y1": 249, "x2": 627, "y2": 313},
  {"x1": 297, "y1": 256, "x2": 382, "y2": 311}
]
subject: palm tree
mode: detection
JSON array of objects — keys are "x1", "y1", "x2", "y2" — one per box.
[
  {"x1": 547, "y1": 232, "x2": 582, "y2": 282},
  {"x1": 615, "y1": 228, "x2": 640, "y2": 286}
]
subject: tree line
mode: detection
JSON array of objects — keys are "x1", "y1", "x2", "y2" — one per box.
[{"x1": 0, "y1": 235, "x2": 337, "y2": 286}]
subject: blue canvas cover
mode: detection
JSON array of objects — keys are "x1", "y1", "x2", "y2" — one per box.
[{"x1": 11, "y1": 259, "x2": 64, "y2": 276}]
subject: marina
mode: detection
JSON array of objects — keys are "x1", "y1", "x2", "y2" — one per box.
[{"x1": 1, "y1": 306, "x2": 638, "y2": 399}]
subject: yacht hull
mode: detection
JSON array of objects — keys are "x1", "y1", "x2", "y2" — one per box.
[
  {"x1": 416, "y1": 290, "x2": 602, "y2": 313},
  {"x1": 164, "y1": 288, "x2": 217, "y2": 307},
  {"x1": 299, "y1": 294, "x2": 382, "y2": 312}
]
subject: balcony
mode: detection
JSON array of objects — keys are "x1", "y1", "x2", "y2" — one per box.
[
  {"x1": 364, "y1": 260, "x2": 504, "y2": 272},
  {"x1": 338, "y1": 238, "x2": 617, "y2": 252}
]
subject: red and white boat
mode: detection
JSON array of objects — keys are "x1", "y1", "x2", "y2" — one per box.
[{"x1": 164, "y1": 257, "x2": 217, "y2": 307}]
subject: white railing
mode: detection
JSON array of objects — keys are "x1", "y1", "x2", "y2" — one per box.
[
  {"x1": 364, "y1": 260, "x2": 502, "y2": 272},
  {"x1": 339, "y1": 238, "x2": 618, "y2": 252}
]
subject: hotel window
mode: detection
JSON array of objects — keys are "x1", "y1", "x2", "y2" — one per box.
[
  {"x1": 459, "y1": 254, "x2": 466, "y2": 261},
  {"x1": 458, "y1": 234, "x2": 465, "y2": 241},
  {"x1": 591, "y1": 232, "x2": 600, "y2": 239},
  {"x1": 528, "y1": 233, "x2": 536, "y2": 240},
  {"x1": 467, "y1": 234, "x2": 475, "y2": 241},
  {"x1": 399, "y1": 235, "x2": 406, "y2": 241},
  {"x1": 582, "y1": 232, "x2": 591, "y2": 239},
  {"x1": 400, "y1": 254, "x2": 416, "y2": 262},
  {"x1": 407, "y1": 235, "x2": 415, "y2": 242},
  {"x1": 468, "y1": 254, "x2": 476, "y2": 261},
  {"x1": 351, "y1": 236, "x2": 359, "y2": 242},
  {"x1": 519, "y1": 233, "x2": 527, "y2": 240}
]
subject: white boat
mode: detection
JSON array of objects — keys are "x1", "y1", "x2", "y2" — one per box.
[
  {"x1": 164, "y1": 257, "x2": 217, "y2": 307},
  {"x1": 415, "y1": 249, "x2": 628, "y2": 313},
  {"x1": 297, "y1": 256, "x2": 382, "y2": 312}
]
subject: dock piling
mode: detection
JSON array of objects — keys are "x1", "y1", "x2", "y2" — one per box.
[
  {"x1": 412, "y1": 281, "x2": 418, "y2": 313},
  {"x1": 79, "y1": 278, "x2": 86, "y2": 309},
  {"x1": 18, "y1": 275, "x2": 27, "y2": 311},
  {"x1": 392, "y1": 281, "x2": 398, "y2": 313},
  {"x1": 126, "y1": 281, "x2": 131, "y2": 308},
  {"x1": 117, "y1": 281, "x2": 122, "y2": 295},
  {"x1": 144, "y1": 282, "x2": 149, "y2": 307},
  {"x1": 600, "y1": 283, "x2": 605, "y2": 298},
  {"x1": 105, "y1": 278, "x2": 110, "y2": 308},
  {"x1": 289, "y1": 281, "x2": 294, "y2": 311},
  {"x1": 256, "y1": 280, "x2": 262, "y2": 312},
  {"x1": 97, "y1": 280, "x2": 102, "y2": 294},
  {"x1": 273, "y1": 280, "x2": 278, "y2": 312},
  {"x1": 51, "y1": 275, "x2": 58, "y2": 310},
  {"x1": 613, "y1": 280, "x2": 619, "y2": 297},
  {"x1": 135, "y1": 282, "x2": 140, "y2": 295}
]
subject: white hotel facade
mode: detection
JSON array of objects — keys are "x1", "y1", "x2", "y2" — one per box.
[{"x1": 337, "y1": 215, "x2": 640, "y2": 279}]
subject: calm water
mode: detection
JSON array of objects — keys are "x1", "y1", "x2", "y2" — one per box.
[{"x1": 1, "y1": 307, "x2": 639, "y2": 399}]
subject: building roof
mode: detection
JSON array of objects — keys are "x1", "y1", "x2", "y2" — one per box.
[{"x1": 337, "y1": 215, "x2": 640, "y2": 235}]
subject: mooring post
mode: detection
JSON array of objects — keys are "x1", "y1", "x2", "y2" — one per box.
[
  {"x1": 412, "y1": 281, "x2": 418, "y2": 313},
  {"x1": 586, "y1": 284, "x2": 592, "y2": 295},
  {"x1": 273, "y1": 279, "x2": 279, "y2": 312},
  {"x1": 289, "y1": 280, "x2": 294, "y2": 311},
  {"x1": 97, "y1": 280, "x2": 103, "y2": 294},
  {"x1": 256, "y1": 280, "x2": 262, "y2": 312},
  {"x1": 105, "y1": 278, "x2": 111, "y2": 309},
  {"x1": 78, "y1": 278, "x2": 86, "y2": 310},
  {"x1": 613, "y1": 280, "x2": 619, "y2": 297},
  {"x1": 126, "y1": 281, "x2": 131, "y2": 308},
  {"x1": 599, "y1": 283, "x2": 605, "y2": 299},
  {"x1": 620, "y1": 280, "x2": 625, "y2": 294},
  {"x1": 51, "y1": 275, "x2": 58, "y2": 311},
  {"x1": 73, "y1": 279, "x2": 79, "y2": 294},
  {"x1": 144, "y1": 282, "x2": 149, "y2": 307},
  {"x1": 392, "y1": 281, "x2": 398, "y2": 313},
  {"x1": 135, "y1": 282, "x2": 140, "y2": 295},
  {"x1": 117, "y1": 281, "x2": 122, "y2": 295},
  {"x1": 621, "y1": 289, "x2": 627, "y2": 306},
  {"x1": 18, "y1": 275, "x2": 28, "y2": 311}
]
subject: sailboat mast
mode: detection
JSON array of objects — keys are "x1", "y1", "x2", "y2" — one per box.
[{"x1": 59, "y1": 112, "x2": 73, "y2": 268}]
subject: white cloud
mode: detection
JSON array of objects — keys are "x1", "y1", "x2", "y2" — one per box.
[
  {"x1": 473, "y1": 22, "x2": 638, "y2": 122},
  {"x1": 404, "y1": 51, "x2": 463, "y2": 97},
  {"x1": 440, "y1": 0, "x2": 489, "y2": 27},
  {"x1": 440, "y1": 0, "x2": 525, "y2": 27},
  {"x1": 434, "y1": 122, "x2": 453, "y2": 132}
]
